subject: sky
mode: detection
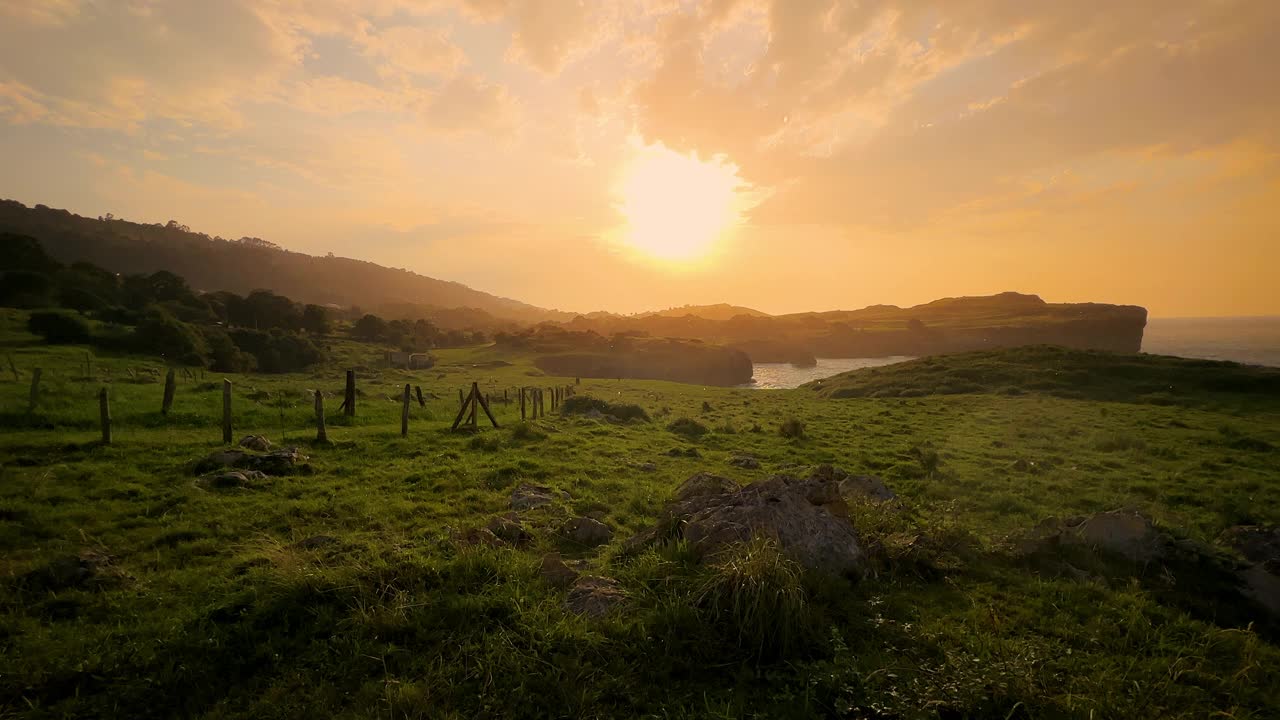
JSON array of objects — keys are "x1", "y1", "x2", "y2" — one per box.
[{"x1": 1, "y1": 0, "x2": 1277, "y2": 318}]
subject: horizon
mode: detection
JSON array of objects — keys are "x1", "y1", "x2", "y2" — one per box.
[{"x1": 2, "y1": 1, "x2": 1278, "y2": 318}]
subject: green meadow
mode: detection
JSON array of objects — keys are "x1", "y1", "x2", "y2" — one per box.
[{"x1": 2, "y1": 307, "x2": 1279, "y2": 719}]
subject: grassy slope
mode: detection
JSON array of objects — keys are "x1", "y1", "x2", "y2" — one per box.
[
  {"x1": 807, "y1": 345, "x2": 1280, "y2": 408},
  {"x1": 2, "y1": 311, "x2": 1279, "y2": 718}
]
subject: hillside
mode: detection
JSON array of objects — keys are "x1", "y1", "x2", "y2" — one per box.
[
  {"x1": 637, "y1": 303, "x2": 771, "y2": 321},
  {"x1": 3, "y1": 320, "x2": 1279, "y2": 717},
  {"x1": 806, "y1": 345, "x2": 1280, "y2": 409},
  {"x1": 0, "y1": 200, "x2": 572, "y2": 327},
  {"x1": 565, "y1": 292, "x2": 1149, "y2": 361}
]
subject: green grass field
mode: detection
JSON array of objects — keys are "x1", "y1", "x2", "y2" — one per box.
[{"x1": 2, "y1": 308, "x2": 1279, "y2": 718}]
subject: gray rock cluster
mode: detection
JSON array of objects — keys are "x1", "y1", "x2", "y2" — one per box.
[{"x1": 624, "y1": 467, "x2": 871, "y2": 576}]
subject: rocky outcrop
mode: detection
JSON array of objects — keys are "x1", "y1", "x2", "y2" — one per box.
[
  {"x1": 808, "y1": 464, "x2": 896, "y2": 502},
  {"x1": 561, "y1": 516, "x2": 613, "y2": 547},
  {"x1": 565, "y1": 576, "x2": 627, "y2": 618},
  {"x1": 509, "y1": 483, "x2": 569, "y2": 511},
  {"x1": 1019, "y1": 509, "x2": 1161, "y2": 561},
  {"x1": 1021, "y1": 512, "x2": 1280, "y2": 637},
  {"x1": 625, "y1": 469, "x2": 865, "y2": 576},
  {"x1": 238, "y1": 435, "x2": 272, "y2": 452},
  {"x1": 195, "y1": 447, "x2": 310, "y2": 476},
  {"x1": 1219, "y1": 525, "x2": 1280, "y2": 616}
]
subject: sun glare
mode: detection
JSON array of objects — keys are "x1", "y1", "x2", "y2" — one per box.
[{"x1": 617, "y1": 143, "x2": 745, "y2": 262}]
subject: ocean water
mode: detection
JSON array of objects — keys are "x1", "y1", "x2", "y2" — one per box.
[
  {"x1": 1141, "y1": 317, "x2": 1280, "y2": 368},
  {"x1": 743, "y1": 316, "x2": 1280, "y2": 389},
  {"x1": 743, "y1": 356, "x2": 914, "y2": 390}
]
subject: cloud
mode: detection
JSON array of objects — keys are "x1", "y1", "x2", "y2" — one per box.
[
  {"x1": 364, "y1": 25, "x2": 468, "y2": 77},
  {"x1": 418, "y1": 73, "x2": 519, "y2": 133},
  {"x1": 629, "y1": 0, "x2": 1280, "y2": 228},
  {"x1": 0, "y1": 0, "x2": 304, "y2": 131}
]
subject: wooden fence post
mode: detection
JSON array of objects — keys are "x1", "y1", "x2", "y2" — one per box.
[
  {"x1": 314, "y1": 390, "x2": 327, "y2": 443},
  {"x1": 401, "y1": 384, "x2": 411, "y2": 437},
  {"x1": 162, "y1": 369, "x2": 176, "y2": 416},
  {"x1": 477, "y1": 384, "x2": 499, "y2": 428},
  {"x1": 469, "y1": 383, "x2": 478, "y2": 430},
  {"x1": 415, "y1": 385, "x2": 425, "y2": 407},
  {"x1": 458, "y1": 388, "x2": 464, "y2": 406},
  {"x1": 99, "y1": 387, "x2": 111, "y2": 445},
  {"x1": 344, "y1": 370, "x2": 356, "y2": 417},
  {"x1": 222, "y1": 379, "x2": 233, "y2": 444},
  {"x1": 520, "y1": 387, "x2": 526, "y2": 421},
  {"x1": 27, "y1": 368, "x2": 42, "y2": 413}
]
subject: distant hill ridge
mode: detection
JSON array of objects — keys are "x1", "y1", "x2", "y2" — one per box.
[
  {"x1": 0, "y1": 199, "x2": 573, "y2": 327},
  {"x1": 0, "y1": 200, "x2": 1147, "y2": 359}
]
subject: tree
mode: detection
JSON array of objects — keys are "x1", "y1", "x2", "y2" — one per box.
[
  {"x1": 133, "y1": 307, "x2": 207, "y2": 364},
  {"x1": 0, "y1": 271, "x2": 53, "y2": 308},
  {"x1": 0, "y1": 234, "x2": 62, "y2": 274},
  {"x1": 351, "y1": 314, "x2": 389, "y2": 342},
  {"x1": 301, "y1": 304, "x2": 330, "y2": 335},
  {"x1": 28, "y1": 310, "x2": 91, "y2": 344},
  {"x1": 240, "y1": 290, "x2": 300, "y2": 331}
]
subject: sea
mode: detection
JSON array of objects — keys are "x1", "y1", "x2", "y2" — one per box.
[{"x1": 743, "y1": 316, "x2": 1280, "y2": 389}]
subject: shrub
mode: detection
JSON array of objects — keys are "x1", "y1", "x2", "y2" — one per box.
[
  {"x1": 778, "y1": 418, "x2": 806, "y2": 439},
  {"x1": 910, "y1": 445, "x2": 942, "y2": 477},
  {"x1": 134, "y1": 307, "x2": 206, "y2": 362},
  {"x1": 510, "y1": 423, "x2": 547, "y2": 442},
  {"x1": 561, "y1": 395, "x2": 650, "y2": 422},
  {"x1": 201, "y1": 327, "x2": 257, "y2": 373},
  {"x1": 667, "y1": 417, "x2": 708, "y2": 438},
  {"x1": 228, "y1": 328, "x2": 324, "y2": 373},
  {"x1": 696, "y1": 537, "x2": 812, "y2": 660},
  {"x1": 27, "y1": 310, "x2": 91, "y2": 344}
]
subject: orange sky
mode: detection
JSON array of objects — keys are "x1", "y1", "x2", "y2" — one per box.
[{"x1": 1, "y1": 0, "x2": 1277, "y2": 317}]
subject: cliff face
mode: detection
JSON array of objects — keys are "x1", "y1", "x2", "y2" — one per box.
[{"x1": 563, "y1": 293, "x2": 1148, "y2": 362}]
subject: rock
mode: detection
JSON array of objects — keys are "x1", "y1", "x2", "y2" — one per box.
[
  {"x1": 211, "y1": 471, "x2": 250, "y2": 489},
  {"x1": 195, "y1": 449, "x2": 250, "y2": 474},
  {"x1": 295, "y1": 535, "x2": 338, "y2": 550},
  {"x1": 540, "y1": 553, "x2": 579, "y2": 588},
  {"x1": 1219, "y1": 525, "x2": 1280, "y2": 616},
  {"x1": 1060, "y1": 510, "x2": 1162, "y2": 561},
  {"x1": 486, "y1": 513, "x2": 533, "y2": 545},
  {"x1": 195, "y1": 448, "x2": 309, "y2": 477},
  {"x1": 1019, "y1": 509, "x2": 1167, "y2": 562},
  {"x1": 452, "y1": 527, "x2": 502, "y2": 548},
  {"x1": 562, "y1": 516, "x2": 613, "y2": 547},
  {"x1": 627, "y1": 470, "x2": 865, "y2": 576},
  {"x1": 729, "y1": 454, "x2": 760, "y2": 470},
  {"x1": 804, "y1": 464, "x2": 897, "y2": 502},
  {"x1": 1219, "y1": 525, "x2": 1280, "y2": 572},
  {"x1": 565, "y1": 575, "x2": 627, "y2": 618},
  {"x1": 510, "y1": 482, "x2": 567, "y2": 511},
  {"x1": 24, "y1": 550, "x2": 117, "y2": 592},
  {"x1": 674, "y1": 472, "x2": 740, "y2": 502},
  {"x1": 239, "y1": 435, "x2": 273, "y2": 452},
  {"x1": 253, "y1": 448, "x2": 310, "y2": 476}
]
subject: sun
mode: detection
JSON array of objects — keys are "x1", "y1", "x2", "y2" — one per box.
[{"x1": 616, "y1": 142, "x2": 746, "y2": 262}]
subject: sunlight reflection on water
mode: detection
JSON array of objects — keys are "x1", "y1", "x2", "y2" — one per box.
[{"x1": 742, "y1": 357, "x2": 915, "y2": 390}]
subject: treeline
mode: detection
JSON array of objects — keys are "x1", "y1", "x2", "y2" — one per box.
[
  {"x1": 1, "y1": 234, "x2": 486, "y2": 372},
  {"x1": 0, "y1": 198, "x2": 569, "y2": 326}
]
